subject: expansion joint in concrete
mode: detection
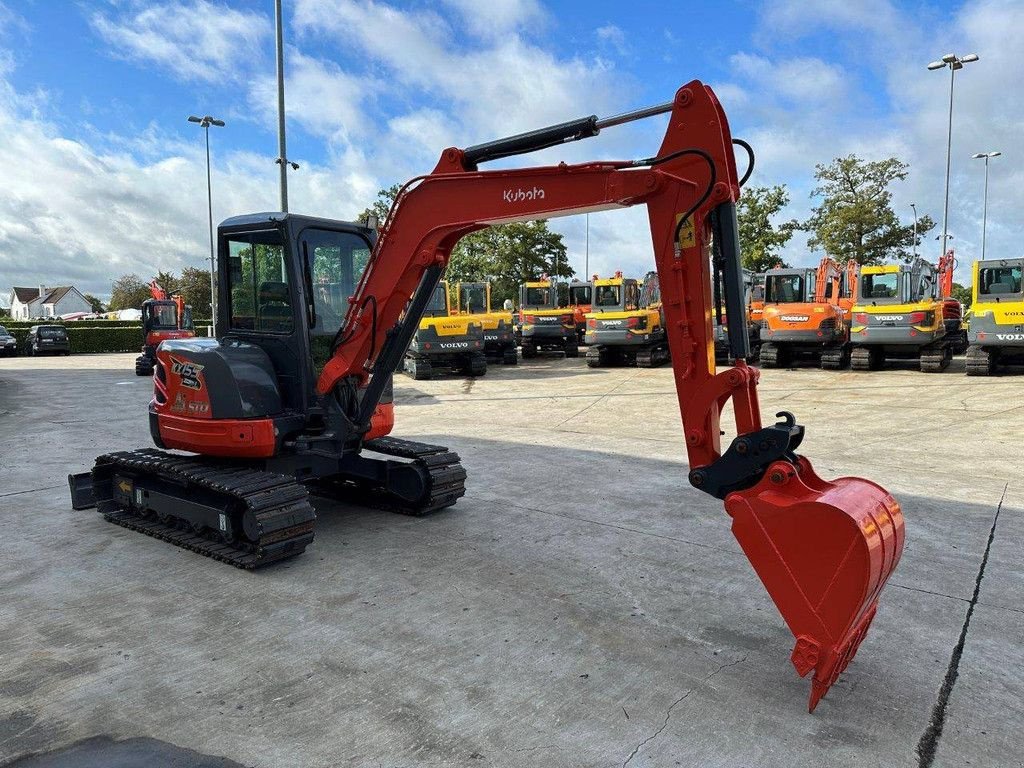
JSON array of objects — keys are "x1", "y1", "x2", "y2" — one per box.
[{"x1": 915, "y1": 483, "x2": 1008, "y2": 768}]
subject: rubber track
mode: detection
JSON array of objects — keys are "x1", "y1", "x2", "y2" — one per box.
[
  {"x1": 759, "y1": 342, "x2": 780, "y2": 368},
  {"x1": 329, "y1": 436, "x2": 467, "y2": 516},
  {"x1": 850, "y1": 346, "x2": 874, "y2": 371},
  {"x1": 965, "y1": 346, "x2": 994, "y2": 376},
  {"x1": 920, "y1": 343, "x2": 951, "y2": 373},
  {"x1": 820, "y1": 345, "x2": 846, "y2": 370},
  {"x1": 93, "y1": 449, "x2": 315, "y2": 569}
]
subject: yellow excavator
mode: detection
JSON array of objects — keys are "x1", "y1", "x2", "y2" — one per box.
[
  {"x1": 453, "y1": 281, "x2": 518, "y2": 365},
  {"x1": 585, "y1": 271, "x2": 668, "y2": 367},
  {"x1": 965, "y1": 257, "x2": 1024, "y2": 375},
  {"x1": 518, "y1": 278, "x2": 578, "y2": 358},
  {"x1": 403, "y1": 280, "x2": 487, "y2": 379}
]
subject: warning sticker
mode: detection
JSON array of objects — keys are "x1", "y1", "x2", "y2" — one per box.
[{"x1": 675, "y1": 215, "x2": 696, "y2": 249}]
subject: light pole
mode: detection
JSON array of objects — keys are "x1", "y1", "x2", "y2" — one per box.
[
  {"x1": 585, "y1": 213, "x2": 590, "y2": 277},
  {"x1": 274, "y1": 0, "x2": 299, "y2": 211},
  {"x1": 927, "y1": 52, "x2": 979, "y2": 260},
  {"x1": 971, "y1": 151, "x2": 1000, "y2": 260},
  {"x1": 187, "y1": 114, "x2": 225, "y2": 324},
  {"x1": 910, "y1": 203, "x2": 918, "y2": 259}
]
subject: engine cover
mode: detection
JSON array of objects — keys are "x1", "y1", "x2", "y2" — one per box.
[{"x1": 154, "y1": 338, "x2": 282, "y2": 420}]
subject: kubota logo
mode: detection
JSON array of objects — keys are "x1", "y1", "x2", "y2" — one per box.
[
  {"x1": 780, "y1": 315, "x2": 809, "y2": 322},
  {"x1": 996, "y1": 333, "x2": 1024, "y2": 341},
  {"x1": 169, "y1": 356, "x2": 205, "y2": 390},
  {"x1": 503, "y1": 187, "x2": 545, "y2": 203}
]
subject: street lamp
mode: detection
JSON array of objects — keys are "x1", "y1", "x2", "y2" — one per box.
[
  {"x1": 187, "y1": 114, "x2": 225, "y2": 326},
  {"x1": 910, "y1": 203, "x2": 918, "y2": 259},
  {"x1": 971, "y1": 151, "x2": 1001, "y2": 260},
  {"x1": 927, "y1": 52, "x2": 979, "y2": 260}
]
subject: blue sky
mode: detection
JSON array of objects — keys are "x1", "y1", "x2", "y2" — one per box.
[{"x1": 1, "y1": 0, "x2": 1021, "y2": 301}]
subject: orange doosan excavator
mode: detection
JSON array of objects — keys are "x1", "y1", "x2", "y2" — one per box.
[
  {"x1": 69, "y1": 82, "x2": 903, "y2": 712},
  {"x1": 760, "y1": 257, "x2": 858, "y2": 369}
]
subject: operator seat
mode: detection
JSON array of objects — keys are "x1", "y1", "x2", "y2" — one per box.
[{"x1": 258, "y1": 281, "x2": 293, "y2": 331}]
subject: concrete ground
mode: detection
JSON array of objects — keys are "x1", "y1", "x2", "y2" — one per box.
[{"x1": 0, "y1": 352, "x2": 1021, "y2": 768}]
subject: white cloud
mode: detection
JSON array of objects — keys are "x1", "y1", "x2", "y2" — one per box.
[
  {"x1": 596, "y1": 24, "x2": 627, "y2": 55},
  {"x1": 248, "y1": 50, "x2": 376, "y2": 143},
  {"x1": 730, "y1": 53, "x2": 846, "y2": 105},
  {"x1": 292, "y1": 0, "x2": 625, "y2": 144},
  {"x1": 89, "y1": 0, "x2": 271, "y2": 82},
  {"x1": 440, "y1": 0, "x2": 546, "y2": 37},
  {"x1": 0, "y1": 67, "x2": 375, "y2": 299}
]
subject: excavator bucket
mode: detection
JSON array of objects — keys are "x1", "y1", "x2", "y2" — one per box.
[{"x1": 724, "y1": 456, "x2": 904, "y2": 711}]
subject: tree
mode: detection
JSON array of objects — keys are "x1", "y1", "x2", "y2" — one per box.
[
  {"x1": 736, "y1": 185, "x2": 798, "y2": 271},
  {"x1": 356, "y1": 185, "x2": 572, "y2": 307},
  {"x1": 82, "y1": 293, "x2": 105, "y2": 313},
  {"x1": 448, "y1": 221, "x2": 572, "y2": 306},
  {"x1": 951, "y1": 282, "x2": 972, "y2": 310},
  {"x1": 177, "y1": 266, "x2": 213, "y2": 318},
  {"x1": 804, "y1": 155, "x2": 935, "y2": 265},
  {"x1": 356, "y1": 184, "x2": 401, "y2": 226},
  {"x1": 108, "y1": 274, "x2": 152, "y2": 311},
  {"x1": 153, "y1": 270, "x2": 179, "y2": 296}
]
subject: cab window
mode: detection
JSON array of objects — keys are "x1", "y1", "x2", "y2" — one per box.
[
  {"x1": 979, "y1": 265, "x2": 1023, "y2": 296},
  {"x1": 227, "y1": 231, "x2": 292, "y2": 332},
  {"x1": 460, "y1": 284, "x2": 487, "y2": 314},
  {"x1": 524, "y1": 287, "x2": 551, "y2": 307},
  {"x1": 765, "y1": 274, "x2": 805, "y2": 303},
  {"x1": 302, "y1": 228, "x2": 373, "y2": 337},
  {"x1": 595, "y1": 285, "x2": 621, "y2": 307},
  {"x1": 423, "y1": 284, "x2": 448, "y2": 317},
  {"x1": 568, "y1": 285, "x2": 592, "y2": 305},
  {"x1": 150, "y1": 304, "x2": 177, "y2": 329},
  {"x1": 860, "y1": 273, "x2": 899, "y2": 301}
]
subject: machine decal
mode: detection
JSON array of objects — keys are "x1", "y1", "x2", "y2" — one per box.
[
  {"x1": 438, "y1": 341, "x2": 471, "y2": 349},
  {"x1": 169, "y1": 356, "x2": 205, "y2": 390},
  {"x1": 996, "y1": 333, "x2": 1024, "y2": 341},
  {"x1": 675, "y1": 214, "x2": 696, "y2": 248},
  {"x1": 503, "y1": 186, "x2": 545, "y2": 202},
  {"x1": 876, "y1": 315, "x2": 904, "y2": 322},
  {"x1": 780, "y1": 315, "x2": 810, "y2": 322}
]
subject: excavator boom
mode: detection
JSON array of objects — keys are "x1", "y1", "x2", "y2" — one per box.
[{"x1": 315, "y1": 81, "x2": 904, "y2": 710}]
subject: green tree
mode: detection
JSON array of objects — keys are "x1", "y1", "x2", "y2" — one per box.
[
  {"x1": 108, "y1": 274, "x2": 152, "y2": 311},
  {"x1": 177, "y1": 266, "x2": 213, "y2": 318},
  {"x1": 804, "y1": 155, "x2": 935, "y2": 265},
  {"x1": 82, "y1": 293, "x2": 105, "y2": 313},
  {"x1": 736, "y1": 185, "x2": 798, "y2": 271},
  {"x1": 951, "y1": 282, "x2": 972, "y2": 309},
  {"x1": 356, "y1": 186, "x2": 571, "y2": 307},
  {"x1": 356, "y1": 183, "x2": 401, "y2": 226},
  {"x1": 153, "y1": 270, "x2": 179, "y2": 297},
  {"x1": 448, "y1": 221, "x2": 572, "y2": 306}
]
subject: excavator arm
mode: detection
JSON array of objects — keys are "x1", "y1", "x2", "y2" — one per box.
[
  {"x1": 319, "y1": 81, "x2": 904, "y2": 711},
  {"x1": 814, "y1": 257, "x2": 843, "y2": 303},
  {"x1": 937, "y1": 250, "x2": 956, "y2": 299}
]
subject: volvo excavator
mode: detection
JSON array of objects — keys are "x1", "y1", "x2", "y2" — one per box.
[
  {"x1": 68, "y1": 82, "x2": 903, "y2": 712},
  {"x1": 965, "y1": 257, "x2": 1024, "y2": 375},
  {"x1": 402, "y1": 280, "x2": 487, "y2": 379},
  {"x1": 584, "y1": 271, "x2": 668, "y2": 367},
  {"x1": 453, "y1": 281, "x2": 518, "y2": 365},
  {"x1": 850, "y1": 252, "x2": 961, "y2": 372},
  {"x1": 135, "y1": 281, "x2": 195, "y2": 376}
]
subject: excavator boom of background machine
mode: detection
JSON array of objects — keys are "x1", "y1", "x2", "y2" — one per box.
[{"x1": 314, "y1": 82, "x2": 905, "y2": 711}]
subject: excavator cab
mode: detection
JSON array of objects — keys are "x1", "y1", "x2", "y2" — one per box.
[
  {"x1": 518, "y1": 279, "x2": 578, "y2": 358},
  {"x1": 966, "y1": 257, "x2": 1024, "y2": 374},
  {"x1": 454, "y1": 282, "x2": 517, "y2": 365},
  {"x1": 135, "y1": 296, "x2": 195, "y2": 377},
  {"x1": 402, "y1": 281, "x2": 486, "y2": 379},
  {"x1": 584, "y1": 272, "x2": 668, "y2": 367},
  {"x1": 850, "y1": 257, "x2": 955, "y2": 371},
  {"x1": 567, "y1": 279, "x2": 594, "y2": 344}
]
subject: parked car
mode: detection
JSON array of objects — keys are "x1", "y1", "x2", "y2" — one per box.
[
  {"x1": 25, "y1": 324, "x2": 70, "y2": 356},
  {"x1": 0, "y1": 325, "x2": 17, "y2": 356}
]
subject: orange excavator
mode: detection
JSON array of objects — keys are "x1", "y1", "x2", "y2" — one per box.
[
  {"x1": 135, "y1": 280, "x2": 195, "y2": 376},
  {"x1": 69, "y1": 82, "x2": 903, "y2": 711},
  {"x1": 760, "y1": 257, "x2": 858, "y2": 369}
]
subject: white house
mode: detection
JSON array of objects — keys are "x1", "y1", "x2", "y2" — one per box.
[{"x1": 9, "y1": 285, "x2": 92, "y2": 320}]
